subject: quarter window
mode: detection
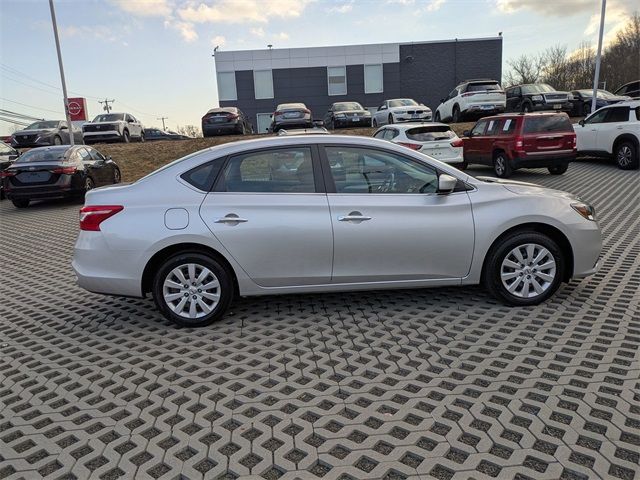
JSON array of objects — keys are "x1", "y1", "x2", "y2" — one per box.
[
  {"x1": 217, "y1": 71, "x2": 237, "y2": 101},
  {"x1": 253, "y1": 69, "x2": 274, "y2": 99},
  {"x1": 364, "y1": 64, "x2": 383, "y2": 94},
  {"x1": 221, "y1": 148, "x2": 315, "y2": 193},
  {"x1": 325, "y1": 146, "x2": 439, "y2": 194},
  {"x1": 182, "y1": 160, "x2": 224, "y2": 191},
  {"x1": 604, "y1": 107, "x2": 629, "y2": 123},
  {"x1": 78, "y1": 148, "x2": 92, "y2": 162},
  {"x1": 327, "y1": 66, "x2": 347, "y2": 96}
]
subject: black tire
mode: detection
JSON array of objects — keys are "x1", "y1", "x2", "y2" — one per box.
[
  {"x1": 12, "y1": 198, "x2": 29, "y2": 208},
  {"x1": 582, "y1": 103, "x2": 591, "y2": 117},
  {"x1": 483, "y1": 231, "x2": 564, "y2": 306},
  {"x1": 456, "y1": 161, "x2": 468, "y2": 170},
  {"x1": 614, "y1": 140, "x2": 639, "y2": 170},
  {"x1": 548, "y1": 164, "x2": 568, "y2": 175},
  {"x1": 152, "y1": 252, "x2": 234, "y2": 327},
  {"x1": 372, "y1": 118, "x2": 378, "y2": 127},
  {"x1": 452, "y1": 106, "x2": 461, "y2": 123},
  {"x1": 139, "y1": 132, "x2": 145, "y2": 143},
  {"x1": 434, "y1": 111, "x2": 441, "y2": 122},
  {"x1": 388, "y1": 114, "x2": 394, "y2": 124},
  {"x1": 113, "y1": 168, "x2": 121, "y2": 184},
  {"x1": 522, "y1": 102, "x2": 532, "y2": 113},
  {"x1": 53, "y1": 135, "x2": 62, "y2": 145},
  {"x1": 493, "y1": 151, "x2": 513, "y2": 178},
  {"x1": 122, "y1": 130, "x2": 130, "y2": 143},
  {"x1": 84, "y1": 176, "x2": 95, "y2": 196}
]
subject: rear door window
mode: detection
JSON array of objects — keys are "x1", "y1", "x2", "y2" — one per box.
[
  {"x1": 500, "y1": 118, "x2": 516, "y2": 134},
  {"x1": 604, "y1": 107, "x2": 630, "y2": 123},
  {"x1": 78, "y1": 148, "x2": 93, "y2": 162},
  {"x1": 373, "y1": 129, "x2": 386, "y2": 139},
  {"x1": 486, "y1": 119, "x2": 500, "y2": 135},
  {"x1": 523, "y1": 115, "x2": 573, "y2": 133},
  {"x1": 406, "y1": 126, "x2": 455, "y2": 142}
]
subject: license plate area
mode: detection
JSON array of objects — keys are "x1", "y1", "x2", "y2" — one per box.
[
  {"x1": 553, "y1": 104, "x2": 562, "y2": 109},
  {"x1": 17, "y1": 172, "x2": 52, "y2": 183},
  {"x1": 284, "y1": 112, "x2": 300, "y2": 118}
]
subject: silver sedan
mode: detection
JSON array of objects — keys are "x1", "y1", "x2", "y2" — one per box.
[{"x1": 72, "y1": 135, "x2": 601, "y2": 327}]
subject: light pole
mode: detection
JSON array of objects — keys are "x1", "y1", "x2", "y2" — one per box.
[
  {"x1": 591, "y1": 0, "x2": 606, "y2": 115},
  {"x1": 49, "y1": 0, "x2": 74, "y2": 146}
]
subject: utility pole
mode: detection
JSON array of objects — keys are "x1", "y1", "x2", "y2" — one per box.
[
  {"x1": 157, "y1": 117, "x2": 168, "y2": 130},
  {"x1": 49, "y1": 0, "x2": 74, "y2": 146},
  {"x1": 591, "y1": 0, "x2": 606, "y2": 115},
  {"x1": 99, "y1": 99, "x2": 115, "y2": 113}
]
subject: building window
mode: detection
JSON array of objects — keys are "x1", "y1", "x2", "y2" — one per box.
[
  {"x1": 327, "y1": 66, "x2": 347, "y2": 96},
  {"x1": 253, "y1": 70, "x2": 274, "y2": 99},
  {"x1": 217, "y1": 71, "x2": 237, "y2": 101},
  {"x1": 364, "y1": 64, "x2": 383, "y2": 94}
]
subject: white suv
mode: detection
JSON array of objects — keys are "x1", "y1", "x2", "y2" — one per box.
[
  {"x1": 83, "y1": 113, "x2": 145, "y2": 144},
  {"x1": 573, "y1": 100, "x2": 639, "y2": 170},
  {"x1": 435, "y1": 79, "x2": 505, "y2": 123}
]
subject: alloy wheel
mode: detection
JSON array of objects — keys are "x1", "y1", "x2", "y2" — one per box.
[
  {"x1": 85, "y1": 177, "x2": 94, "y2": 191},
  {"x1": 500, "y1": 243, "x2": 556, "y2": 299},
  {"x1": 495, "y1": 157, "x2": 505, "y2": 175},
  {"x1": 162, "y1": 263, "x2": 221, "y2": 319},
  {"x1": 617, "y1": 145, "x2": 632, "y2": 167}
]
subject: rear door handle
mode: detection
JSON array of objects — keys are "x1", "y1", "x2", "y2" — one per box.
[{"x1": 215, "y1": 215, "x2": 248, "y2": 224}]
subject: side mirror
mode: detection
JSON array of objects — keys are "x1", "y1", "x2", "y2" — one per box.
[
  {"x1": 579, "y1": 119, "x2": 585, "y2": 126},
  {"x1": 437, "y1": 174, "x2": 457, "y2": 194},
  {"x1": 463, "y1": 130, "x2": 471, "y2": 137},
  {"x1": 313, "y1": 120, "x2": 324, "y2": 127}
]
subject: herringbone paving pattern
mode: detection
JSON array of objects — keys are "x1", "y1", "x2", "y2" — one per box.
[{"x1": 0, "y1": 159, "x2": 638, "y2": 480}]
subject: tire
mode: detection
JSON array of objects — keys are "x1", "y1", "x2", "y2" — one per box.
[
  {"x1": 522, "y1": 103, "x2": 532, "y2": 113},
  {"x1": 456, "y1": 161, "x2": 468, "y2": 170},
  {"x1": 614, "y1": 141, "x2": 639, "y2": 170},
  {"x1": 152, "y1": 252, "x2": 234, "y2": 327},
  {"x1": 139, "y1": 132, "x2": 145, "y2": 143},
  {"x1": 483, "y1": 231, "x2": 564, "y2": 306},
  {"x1": 84, "y1": 176, "x2": 95, "y2": 195},
  {"x1": 493, "y1": 151, "x2": 513, "y2": 178},
  {"x1": 548, "y1": 164, "x2": 568, "y2": 175},
  {"x1": 582, "y1": 103, "x2": 591, "y2": 117},
  {"x1": 372, "y1": 118, "x2": 378, "y2": 128},
  {"x1": 452, "y1": 106, "x2": 461, "y2": 123},
  {"x1": 12, "y1": 198, "x2": 29, "y2": 208},
  {"x1": 434, "y1": 111, "x2": 441, "y2": 122},
  {"x1": 53, "y1": 135, "x2": 62, "y2": 145},
  {"x1": 113, "y1": 168, "x2": 121, "y2": 184},
  {"x1": 388, "y1": 114, "x2": 394, "y2": 125},
  {"x1": 122, "y1": 130, "x2": 130, "y2": 143}
]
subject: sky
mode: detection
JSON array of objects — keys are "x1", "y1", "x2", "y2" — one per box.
[{"x1": 0, "y1": 0, "x2": 636, "y2": 135}]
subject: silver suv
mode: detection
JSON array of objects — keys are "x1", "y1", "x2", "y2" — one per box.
[{"x1": 83, "y1": 113, "x2": 144, "y2": 144}]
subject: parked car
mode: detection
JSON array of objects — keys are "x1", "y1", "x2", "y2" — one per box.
[
  {"x1": 72, "y1": 134, "x2": 601, "y2": 327},
  {"x1": 202, "y1": 107, "x2": 253, "y2": 137},
  {"x1": 462, "y1": 112, "x2": 576, "y2": 177},
  {"x1": 11, "y1": 120, "x2": 83, "y2": 148},
  {"x1": 0, "y1": 141, "x2": 20, "y2": 199},
  {"x1": 270, "y1": 103, "x2": 313, "y2": 132},
  {"x1": 324, "y1": 102, "x2": 372, "y2": 129},
  {"x1": 373, "y1": 123, "x2": 464, "y2": 165},
  {"x1": 505, "y1": 84, "x2": 573, "y2": 113},
  {"x1": 83, "y1": 113, "x2": 144, "y2": 144},
  {"x1": 371, "y1": 99, "x2": 432, "y2": 127},
  {"x1": 613, "y1": 80, "x2": 639, "y2": 99},
  {"x1": 570, "y1": 89, "x2": 628, "y2": 116},
  {"x1": 573, "y1": 100, "x2": 639, "y2": 170},
  {"x1": 1, "y1": 145, "x2": 121, "y2": 208},
  {"x1": 435, "y1": 79, "x2": 505, "y2": 123},
  {"x1": 144, "y1": 128, "x2": 190, "y2": 141}
]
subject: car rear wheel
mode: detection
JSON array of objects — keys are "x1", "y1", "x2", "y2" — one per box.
[
  {"x1": 139, "y1": 132, "x2": 145, "y2": 143},
  {"x1": 84, "y1": 177, "x2": 95, "y2": 194},
  {"x1": 12, "y1": 199, "x2": 29, "y2": 208},
  {"x1": 122, "y1": 130, "x2": 130, "y2": 143},
  {"x1": 493, "y1": 152, "x2": 512, "y2": 178},
  {"x1": 615, "y1": 141, "x2": 639, "y2": 170},
  {"x1": 548, "y1": 164, "x2": 568, "y2": 175},
  {"x1": 53, "y1": 135, "x2": 62, "y2": 145},
  {"x1": 582, "y1": 103, "x2": 591, "y2": 116},
  {"x1": 452, "y1": 106, "x2": 461, "y2": 123},
  {"x1": 113, "y1": 168, "x2": 121, "y2": 184},
  {"x1": 522, "y1": 103, "x2": 532, "y2": 113},
  {"x1": 152, "y1": 252, "x2": 233, "y2": 327},
  {"x1": 388, "y1": 114, "x2": 394, "y2": 124},
  {"x1": 372, "y1": 118, "x2": 378, "y2": 127},
  {"x1": 483, "y1": 231, "x2": 564, "y2": 306}
]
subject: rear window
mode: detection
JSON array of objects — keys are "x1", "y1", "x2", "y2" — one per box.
[
  {"x1": 15, "y1": 148, "x2": 68, "y2": 163},
  {"x1": 406, "y1": 126, "x2": 455, "y2": 142},
  {"x1": 523, "y1": 115, "x2": 573, "y2": 134},
  {"x1": 467, "y1": 82, "x2": 501, "y2": 92}
]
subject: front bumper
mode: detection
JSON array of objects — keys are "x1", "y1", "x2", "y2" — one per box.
[
  {"x1": 567, "y1": 220, "x2": 602, "y2": 279},
  {"x1": 334, "y1": 117, "x2": 372, "y2": 128},
  {"x1": 11, "y1": 136, "x2": 56, "y2": 148},
  {"x1": 393, "y1": 114, "x2": 432, "y2": 122},
  {"x1": 531, "y1": 102, "x2": 573, "y2": 112},
  {"x1": 83, "y1": 130, "x2": 121, "y2": 142}
]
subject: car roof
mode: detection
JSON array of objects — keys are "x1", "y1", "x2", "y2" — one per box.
[
  {"x1": 613, "y1": 99, "x2": 640, "y2": 107},
  {"x1": 206, "y1": 107, "x2": 237, "y2": 113},
  {"x1": 377, "y1": 122, "x2": 451, "y2": 131},
  {"x1": 460, "y1": 79, "x2": 498, "y2": 84},
  {"x1": 277, "y1": 103, "x2": 306, "y2": 109}
]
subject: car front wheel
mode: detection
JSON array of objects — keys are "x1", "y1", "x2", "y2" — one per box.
[
  {"x1": 483, "y1": 232, "x2": 564, "y2": 306},
  {"x1": 493, "y1": 152, "x2": 512, "y2": 178},
  {"x1": 12, "y1": 198, "x2": 29, "y2": 208},
  {"x1": 615, "y1": 141, "x2": 639, "y2": 170},
  {"x1": 152, "y1": 253, "x2": 234, "y2": 327}
]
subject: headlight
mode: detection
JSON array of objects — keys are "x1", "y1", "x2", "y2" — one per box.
[
  {"x1": 567, "y1": 93, "x2": 574, "y2": 100},
  {"x1": 532, "y1": 95, "x2": 543, "y2": 102},
  {"x1": 571, "y1": 202, "x2": 596, "y2": 221}
]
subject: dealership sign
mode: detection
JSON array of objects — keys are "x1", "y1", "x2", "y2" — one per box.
[{"x1": 67, "y1": 97, "x2": 88, "y2": 121}]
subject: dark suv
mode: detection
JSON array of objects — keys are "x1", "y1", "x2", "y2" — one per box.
[
  {"x1": 462, "y1": 112, "x2": 576, "y2": 177},
  {"x1": 505, "y1": 84, "x2": 573, "y2": 113}
]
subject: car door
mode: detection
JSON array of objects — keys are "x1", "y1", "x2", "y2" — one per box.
[
  {"x1": 78, "y1": 147, "x2": 104, "y2": 184},
  {"x1": 505, "y1": 87, "x2": 519, "y2": 112},
  {"x1": 322, "y1": 145, "x2": 474, "y2": 283},
  {"x1": 442, "y1": 88, "x2": 458, "y2": 119},
  {"x1": 596, "y1": 106, "x2": 631, "y2": 153},
  {"x1": 126, "y1": 114, "x2": 140, "y2": 137},
  {"x1": 577, "y1": 107, "x2": 610, "y2": 151},
  {"x1": 375, "y1": 102, "x2": 388, "y2": 125},
  {"x1": 58, "y1": 121, "x2": 71, "y2": 143},
  {"x1": 88, "y1": 147, "x2": 114, "y2": 184},
  {"x1": 199, "y1": 146, "x2": 333, "y2": 287},
  {"x1": 464, "y1": 119, "x2": 488, "y2": 163}
]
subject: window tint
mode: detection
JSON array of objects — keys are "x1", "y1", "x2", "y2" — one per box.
[
  {"x1": 88, "y1": 148, "x2": 105, "y2": 161},
  {"x1": 605, "y1": 107, "x2": 629, "y2": 123},
  {"x1": 222, "y1": 148, "x2": 315, "y2": 193},
  {"x1": 584, "y1": 108, "x2": 609, "y2": 124},
  {"x1": 327, "y1": 66, "x2": 347, "y2": 96},
  {"x1": 325, "y1": 146, "x2": 439, "y2": 194},
  {"x1": 181, "y1": 160, "x2": 224, "y2": 191},
  {"x1": 500, "y1": 118, "x2": 516, "y2": 134},
  {"x1": 471, "y1": 120, "x2": 487, "y2": 136},
  {"x1": 523, "y1": 115, "x2": 572, "y2": 133},
  {"x1": 383, "y1": 129, "x2": 398, "y2": 140},
  {"x1": 406, "y1": 125, "x2": 455, "y2": 142},
  {"x1": 486, "y1": 119, "x2": 500, "y2": 135},
  {"x1": 78, "y1": 148, "x2": 92, "y2": 161}
]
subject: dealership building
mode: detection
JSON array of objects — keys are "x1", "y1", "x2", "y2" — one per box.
[{"x1": 214, "y1": 36, "x2": 503, "y2": 133}]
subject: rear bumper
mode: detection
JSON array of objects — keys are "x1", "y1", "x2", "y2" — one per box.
[
  {"x1": 5, "y1": 175, "x2": 82, "y2": 200},
  {"x1": 465, "y1": 105, "x2": 505, "y2": 115},
  {"x1": 419, "y1": 149, "x2": 464, "y2": 164},
  {"x1": 203, "y1": 123, "x2": 241, "y2": 136},
  {"x1": 273, "y1": 118, "x2": 313, "y2": 131},
  {"x1": 511, "y1": 151, "x2": 576, "y2": 169}
]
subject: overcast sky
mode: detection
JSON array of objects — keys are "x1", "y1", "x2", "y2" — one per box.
[{"x1": 0, "y1": 0, "x2": 635, "y2": 135}]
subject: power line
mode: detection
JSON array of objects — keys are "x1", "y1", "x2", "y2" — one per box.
[
  {"x1": 0, "y1": 63, "x2": 102, "y2": 100},
  {"x1": 0, "y1": 109, "x2": 45, "y2": 121},
  {"x1": 0, "y1": 97, "x2": 64, "y2": 116},
  {"x1": 0, "y1": 117, "x2": 31, "y2": 127}
]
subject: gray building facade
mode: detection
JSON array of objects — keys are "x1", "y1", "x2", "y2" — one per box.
[{"x1": 215, "y1": 37, "x2": 503, "y2": 132}]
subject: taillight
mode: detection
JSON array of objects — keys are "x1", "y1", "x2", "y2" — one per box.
[
  {"x1": 450, "y1": 138, "x2": 464, "y2": 148},
  {"x1": 79, "y1": 205, "x2": 124, "y2": 231},
  {"x1": 462, "y1": 92, "x2": 478, "y2": 97},
  {"x1": 0, "y1": 170, "x2": 16, "y2": 178},
  {"x1": 398, "y1": 142, "x2": 421, "y2": 150},
  {"x1": 227, "y1": 113, "x2": 239, "y2": 120},
  {"x1": 274, "y1": 111, "x2": 282, "y2": 116},
  {"x1": 515, "y1": 136, "x2": 524, "y2": 150},
  {"x1": 572, "y1": 136, "x2": 576, "y2": 149},
  {"x1": 302, "y1": 108, "x2": 311, "y2": 114},
  {"x1": 51, "y1": 166, "x2": 77, "y2": 175}
]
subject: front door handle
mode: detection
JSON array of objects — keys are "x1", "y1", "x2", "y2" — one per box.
[
  {"x1": 338, "y1": 211, "x2": 372, "y2": 222},
  {"x1": 215, "y1": 214, "x2": 248, "y2": 224}
]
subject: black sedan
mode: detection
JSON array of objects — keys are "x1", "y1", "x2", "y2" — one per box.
[
  {"x1": 11, "y1": 120, "x2": 83, "y2": 148},
  {"x1": 1, "y1": 145, "x2": 120, "y2": 208},
  {"x1": 324, "y1": 102, "x2": 372, "y2": 129},
  {"x1": 0, "y1": 141, "x2": 20, "y2": 199},
  {"x1": 202, "y1": 107, "x2": 253, "y2": 136},
  {"x1": 570, "y1": 89, "x2": 629, "y2": 116},
  {"x1": 144, "y1": 128, "x2": 191, "y2": 141}
]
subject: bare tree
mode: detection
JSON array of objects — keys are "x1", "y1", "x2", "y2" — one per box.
[
  {"x1": 540, "y1": 45, "x2": 570, "y2": 90},
  {"x1": 175, "y1": 125, "x2": 202, "y2": 138},
  {"x1": 503, "y1": 54, "x2": 543, "y2": 87}
]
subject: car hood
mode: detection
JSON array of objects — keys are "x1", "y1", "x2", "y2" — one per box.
[
  {"x1": 473, "y1": 176, "x2": 579, "y2": 201},
  {"x1": 390, "y1": 105, "x2": 430, "y2": 112},
  {"x1": 14, "y1": 128, "x2": 56, "y2": 135}
]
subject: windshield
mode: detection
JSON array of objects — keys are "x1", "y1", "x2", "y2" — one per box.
[
  {"x1": 522, "y1": 84, "x2": 555, "y2": 94},
  {"x1": 0, "y1": 142, "x2": 15, "y2": 155},
  {"x1": 406, "y1": 125, "x2": 456, "y2": 142},
  {"x1": 92, "y1": 113, "x2": 124, "y2": 122},
  {"x1": 389, "y1": 99, "x2": 418, "y2": 107},
  {"x1": 24, "y1": 121, "x2": 59, "y2": 130},
  {"x1": 15, "y1": 147, "x2": 68, "y2": 163},
  {"x1": 334, "y1": 102, "x2": 364, "y2": 112}
]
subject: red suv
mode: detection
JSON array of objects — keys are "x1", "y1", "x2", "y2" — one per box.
[{"x1": 462, "y1": 112, "x2": 576, "y2": 177}]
